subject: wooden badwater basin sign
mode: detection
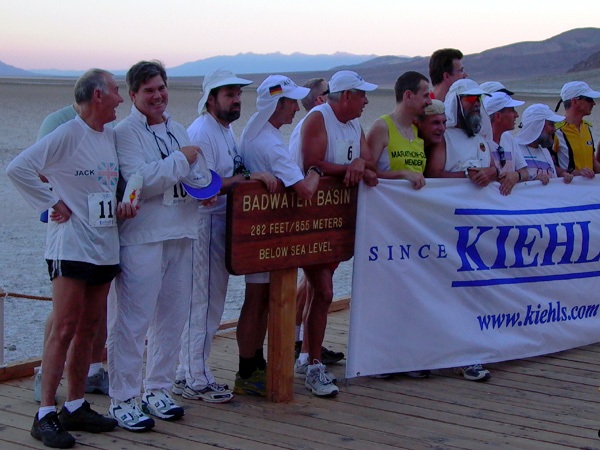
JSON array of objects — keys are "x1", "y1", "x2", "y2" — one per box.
[
  {"x1": 226, "y1": 177, "x2": 357, "y2": 402},
  {"x1": 226, "y1": 177, "x2": 357, "y2": 275}
]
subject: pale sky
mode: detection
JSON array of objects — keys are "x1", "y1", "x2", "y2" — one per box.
[{"x1": 2, "y1": 0, "x2": 599, "y2": 71}]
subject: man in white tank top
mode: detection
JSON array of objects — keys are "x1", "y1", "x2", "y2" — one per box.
[{"x1": 291, "y1": 70, "x2": 378, "y2": 397}]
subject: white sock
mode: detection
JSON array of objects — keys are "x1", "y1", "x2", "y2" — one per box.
[
  {"x1": 295, "y1": 326, "x2": 301, "y2": 341},
  {"x1": 87, "y1": 362, "x2": 102, "y2": 377},
  {"x1": 64, "y1": 398, "x2": 85, "y2": 413},
  {"x1": 299, "y1": 353, "x2": 309, "y2": 365},
  {"x1": 38, "y1": 406, "x2": 56, "y2": 419}
]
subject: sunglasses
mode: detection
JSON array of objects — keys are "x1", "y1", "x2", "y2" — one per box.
[
  {"x1": 577, "y1": 96, "x2": 595, "y2": 103},
  {"x1": 461, "y1": 95, "x2": 481, "y2": 105},
  {"x1": 321, "y1": 89, "x2": 330, "y2": 96},
  {"x1": 497, "y1": 145, "x2": 506, "y2": 167}
]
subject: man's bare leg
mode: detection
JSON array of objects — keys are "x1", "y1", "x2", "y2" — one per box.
[
  {"x1": 302, "y1": 266, "x2": 334, "y2": 363},
  {"x1": 65, "y1": 282, "x2": 110, "y2": 401}
]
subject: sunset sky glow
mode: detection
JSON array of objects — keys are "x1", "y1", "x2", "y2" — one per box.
[{"x1": 2, "y1": 0, "x2": 599, "y2": 71}]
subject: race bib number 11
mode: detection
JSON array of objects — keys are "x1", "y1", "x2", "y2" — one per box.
[{"x1": 88, "y1": 192, "x2": 116, "y2": 227}]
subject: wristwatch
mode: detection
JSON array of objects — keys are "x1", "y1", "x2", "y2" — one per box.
[{"x1": 307, "y1": 166, "x2": 323, "y2": 176}]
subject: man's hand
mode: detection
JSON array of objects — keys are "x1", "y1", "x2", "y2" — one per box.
[
  {"x1": 403, "y1": 171, "x2": 426, "y2": 190},
  {"x1": 363, "y1": 168, "x2": 378, "y2": 187},
  {"x1": 180, "y1": 145, "x2": 200, "y2": 165},
  {"x1": 497, "y1": 171, "x2": 519, "y2": 196},
  {"x1": 251, "y1": 171, "x2": 278, "y2": 193},
  {"x1": 468, "y1": 167, "x2": 496, "y2": 187},
  {"x1": 573, "y1": 167, "x2": 595, "y2": 179},
  {"x1": 534, "y1": 173, "x2": 550, "y2": 185},
  {"x1": 562, "y1": 172, "x2": 574, "y2": 184},
  {"x1": 117, "y1": 201, "x2": 138, "y2": 219},
  {"x1": 344, "y1": 158, "x2": 366, "y2": 186},
  {"x1": 50, "y1": 200, "x2": 71, "y2": 223},
  {"x1": 201, "y1": 195, "x2": 218, "y2": 207}
]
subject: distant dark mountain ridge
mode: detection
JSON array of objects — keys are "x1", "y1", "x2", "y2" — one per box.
[{"x1": 568, "y1": 50, "x2": 600, "y2": 73}]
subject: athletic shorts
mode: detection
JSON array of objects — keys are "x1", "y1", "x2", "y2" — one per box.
[{"x1": 46, "y1": 259, "x2": 121, "y2": 286}]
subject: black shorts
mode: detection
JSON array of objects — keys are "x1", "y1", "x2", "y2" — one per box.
[{"x1": 46, "y1": 260, "x2": 121, "y2": 286}]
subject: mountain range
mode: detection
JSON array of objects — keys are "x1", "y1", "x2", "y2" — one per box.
[{"x1": 1, "y1": 28, "x2": 599, "y2": 87}]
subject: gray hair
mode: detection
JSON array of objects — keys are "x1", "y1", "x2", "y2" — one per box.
[
  {"x1": 301, "y1": 78, "x2": 327, "y2": 111},
  {"x1": 327, "y1": 91, "x2": 343, "y2": 102},
  {"x1": 74, "y1": 69, "x2": 110, "y2": 104}
]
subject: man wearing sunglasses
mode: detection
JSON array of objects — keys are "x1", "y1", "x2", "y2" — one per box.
[
  {"x1": 553, "y1": 81, "x2": 600, "y2": 177},
  {"x1": 483, "y1": 92, "x2": 529, "y2": 195}
]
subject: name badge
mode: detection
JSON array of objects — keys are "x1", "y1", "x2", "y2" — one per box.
[
  {"x1": 163, "y1": 182, "x2": 193, "y2": 206},
  {"x1": 88, "y1": 192, "x2": 117, "y2": 227},
  {"x1": 333, "y1": 139, "x2": 357, "y2": 165}
]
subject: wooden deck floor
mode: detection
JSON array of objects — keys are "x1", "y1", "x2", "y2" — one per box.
[{"x1": 2, "y1": 306, "x2": 600, "y2": 450}]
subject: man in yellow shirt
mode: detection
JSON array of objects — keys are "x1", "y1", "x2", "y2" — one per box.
[{"x1": 554, "y1": 81, "x2": 600, "y2": 177}]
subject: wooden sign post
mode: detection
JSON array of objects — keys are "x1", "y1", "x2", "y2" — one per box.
[{"x1": 227, "y1": 177, "x2": 357, "y2": 402}]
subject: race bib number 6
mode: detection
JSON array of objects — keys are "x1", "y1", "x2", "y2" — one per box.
[
  {"x1": 88, "y1": 192, "x2": 117, "y2": 227},
  {"x1": 333, "y1": 139, "x2": 357, "y2": 165}
]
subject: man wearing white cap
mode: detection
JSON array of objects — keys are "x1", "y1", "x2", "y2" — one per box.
[
  {"x1": 483, "y1": 92, "x2": 529, "y2": 195},
  {"x1": 293, "y1": 70, "x2": 378, "y2": 396},
  {"x1": 367, "y1": 71, "x2": 432, "y2": 189},
  {"x1": 554, "y1": 81, "x2": 600, "y2": 177},
  {"x1": 418, "y1": 99, "x2": 447, "y2": 167},
  {"x1": 516, "y1": 104, "x2": 574, "y2": 185},
  {"x1": 428, "y1": 79, "x2": 496, "y2": 381},
  {"x1": 172, "y1": 70, "x2": 276, "y2": 403},
  {"x1": 479, "y1": 81, "x2": 517, "y2": 141},
  {"x1": 427, "y1": 79, "x2": 497, "y2": 187},
  {"x1": 236, "y1": 75, "x2": 322, "y2": 396}
]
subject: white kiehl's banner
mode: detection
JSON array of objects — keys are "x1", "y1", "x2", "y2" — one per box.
[{"x1": 347, "y1": 178, "x2": 600, "y2": 379}]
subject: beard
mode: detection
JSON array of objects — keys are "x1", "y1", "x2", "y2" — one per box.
[
  {"x1": 215, "y1": 107, "x2": 241, "y2": 124},
  {"x1": 537, "y1": 131, "x2": 553, "y2": 149},
  {"x1": 459, "y1": 109, "x2": 482, "y2": 137}
]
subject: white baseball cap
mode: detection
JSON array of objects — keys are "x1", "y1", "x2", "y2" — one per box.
[
  {"x1": 516, "y1": 104, "x2": 565, "y2": 145},
  {"x1": 328, "y1": 70, "x2": 377, "y2": 93},
  {"x1": 483, "y1": 92, "x2": 525, "y2": 116},
  {"x1": 560, "y1": 81, "x2": 600, "y2": 102},
  {"x1": 197, "y1": 68, "x2": 253, "y2": 114},
  {"x1": 448, "y1": 79, "x2": 489, "y2": 97},
  {"x1": 242, "y1": 75, "x2": 309, "y2": 142},
  {"x1": 480, "y1": 81, "x2": 515, "y2": 96}
]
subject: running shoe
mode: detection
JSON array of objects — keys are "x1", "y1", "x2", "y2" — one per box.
[
  {"x1": 57, "y1": 400, "x2": 117, "y2": 433},
  {"x1": 233, "y1": 370, "x2": 266, "y2": 396},
  {"x1": 141, "y1": 389, "x2": 184, "y2": 421},
  {"x1": 305, "y1": 362, "x2": 339, "y2": 397},
  {"x1": 182, "y1": 383, "x2": 234, "y2": 403},
  {"x1": 33, "y1": 369, "x2": 57, "y2": 404},
  {"x1": 454, "y1": 364, "x2": 491, "y2": 381},
  {"x1": 405, "y1": 370, "x2": 431, "y2": 379},
  {"x1": 172, "y1": 379, "x2": 186, "y2": 396},
  {"x1": 108, "y1": 397, "x2": 155, "y2": 432},
  {"x1": 294, "y1": 358, "x2": 337, "y2": 382},
  {"x1": 31, "y1": 412, "x2": 75, "y2": 449},
  {"x1": 33, "y1": 370, "x2": 42, "y2": 404},
  {"x1": 294, "y1": 341, "x2": 345, "y2": 365},
  {"x1": 84, "y1": 367, "x2": 110, "y2": 395}
]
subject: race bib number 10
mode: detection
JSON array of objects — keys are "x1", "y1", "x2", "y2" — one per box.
[
  {"x1": 333, "y1": 139, "x2": 358, "y2": 165},
  {"x1": 163, "y1": 182, "x2": 193, "y2": 206},
  {"x1": 88, "y1": 192, "x2": 117, "y2": 227}
]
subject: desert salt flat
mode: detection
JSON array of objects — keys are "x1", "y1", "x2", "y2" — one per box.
[{"x1": 1, "y1": 78, "x2": 598, "y2": 364}]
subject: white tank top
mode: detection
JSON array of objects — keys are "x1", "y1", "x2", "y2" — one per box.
[{"x1": 308, "y1": 103, "x2": 362, "y2": 164}]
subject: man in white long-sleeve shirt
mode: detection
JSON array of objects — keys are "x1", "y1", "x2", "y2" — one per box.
[
  {"x1": 7, "y1": 69, "x2": 134, "y2": 449},
  {"x1": 107, "y1": 60, "x2": 212, "y2": 432}
]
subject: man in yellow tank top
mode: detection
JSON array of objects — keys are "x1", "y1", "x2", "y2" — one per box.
[
  {"x1": 553, "y1": 81, "x2": 600, "y2": 177},
  {"x1": 367, "y1": 71, "x2": 432, "y2": 189}
]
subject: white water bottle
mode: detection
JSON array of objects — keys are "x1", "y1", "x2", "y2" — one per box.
[{"x1": 123, "y1": 173, "x2": 143, "y2": 208}]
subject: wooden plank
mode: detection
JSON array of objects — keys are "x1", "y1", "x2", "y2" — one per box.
[{"x1": 267, "y1": 268, "x2": 297, "y2": 403}]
